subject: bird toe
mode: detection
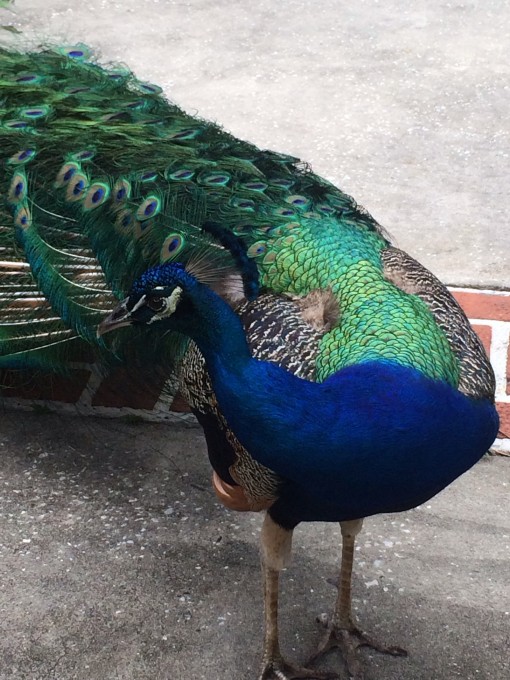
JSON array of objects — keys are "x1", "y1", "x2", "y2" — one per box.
[
  {"x1": 307, "y1": 618, "x2": 407, "y2": 679},
  {"x1": 258, "y1": 655, "x2": 338, "y2": 680}
]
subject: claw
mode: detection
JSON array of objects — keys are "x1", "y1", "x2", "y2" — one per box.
[
  {"x1": 307, "y1": 616, "x2": 407, "y2": 680},
  {"x1": 259, "y1": 655, "x2": 338, "y2": 680}
]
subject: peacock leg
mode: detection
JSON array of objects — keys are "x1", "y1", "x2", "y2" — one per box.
[
  {"x1": 307, "y1": 519, "x2": 406, "y2": 680},
  {"x1": 259, "y1": 514, "x2": 338, "y2": 680}
]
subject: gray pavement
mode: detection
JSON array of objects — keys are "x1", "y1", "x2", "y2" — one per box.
[
  {"x1": 0, "y1": 412, "x2": 509, "y2": 680},
  {"x1": 0, "y1": 2, "x2": 509, "y2": 680}
]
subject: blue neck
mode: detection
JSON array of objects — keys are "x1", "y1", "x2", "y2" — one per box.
[{"x1": 175, "y1": 278, "x2": 252, "y2": 373}]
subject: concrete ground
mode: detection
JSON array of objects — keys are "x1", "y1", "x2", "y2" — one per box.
[
  {"x1": 0, "y1": 2, "x2": 509, "y2": 680},
  {"x1": 0, "y1": 412, "x2": 508, "y2": 680}
]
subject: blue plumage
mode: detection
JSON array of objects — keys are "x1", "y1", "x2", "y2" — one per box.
[
  {"x1": 99, "y1": 261, "x2": 498, "y2": 679},
  {"x1": 223, "y1": 361, "x2": 498, "y2": 522},
  {"x1": 106, "y1": 263, "x2": 498, "y2": 525}
]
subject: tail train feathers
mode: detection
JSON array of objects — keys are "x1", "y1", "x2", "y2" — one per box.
[{"x1": 0, "y1": 45, "x2": 492, "y2": 403}]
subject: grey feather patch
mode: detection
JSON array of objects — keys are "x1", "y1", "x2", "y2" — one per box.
[{"x1": 381, "y1": 246, "x2": 495, "y2": 401}]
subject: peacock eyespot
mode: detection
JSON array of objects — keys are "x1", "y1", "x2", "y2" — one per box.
[
  {"x1": 160, "y1": 234, "x2": 185, "y2": 261},
  {"x1": 16, "y1": 74, "x2": 39, "y2": 83},
  {"x1": 124, "y1": 100, "x2": 143, "y2": 109},
  {"x1": 73, "y1": 150, "x2": 95, "y2": 161},
  {"x1": 65, "y1": 173, "x2": 89, "y2": 202},
  {"x1": 55, "y1": 162, "x2": 81, "y2": 189},
  {"x1": 168, "y1": 169, "x2": 194, "y2": 181},
  {"x1": 247, "y1": 241, "x2": 267, "y2": 258},
  {"x1": 21, "y1": 108, "x2": 47, "y2": 119},
  {"x1": 14, "y1": 206, "x2": 32, "y2": 230},
  {"x1": 6, "y1": 121, "x2": 29, "y2": 129},
  {"x1": 65, "y1": 86, "x2": 91, "y2": 94},
  {"x1": 8, "y1": 149, "x2": 36, "y2": 165},
  {"x1": 270, "y1": 178, "x2": 295, "y2": 189},
  {"x1": 112, "y1": 180, "x2": 131, "y2": 208},
  {"x1": 138, "y1": 82, "x2": 162, "y2": 94},
  {"x1": 8, "y1": 173, "x2": 27, "y2": 204},
  {"x1": 56, "y1": 45, "x2": 92, "y2": 60},
  {"x1": 242, "y1": 181, "x2": 268, "y2": 192},
  {"x1": 285, "y1": 195, "x2": 310, "y2": 208},
  {"x1": 73, "y1": 180, "x2": 85, "y2": 195},
  {"x1": 136, "y1": 196, "x2": 161, "y2": 221},
  {"x1": 231, "y1": 198, "x2": 255, "y2": 210},
  {"x1": 199, "y1": 172, "x2": 231, "y2": 186},
  {"x1": 139, "y1": 170, "x2": 158, "y2": 182}
]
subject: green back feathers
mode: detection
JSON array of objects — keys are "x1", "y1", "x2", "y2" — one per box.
[{"x1": 0, "y1": 45, "x2": 459, "y2": 386}]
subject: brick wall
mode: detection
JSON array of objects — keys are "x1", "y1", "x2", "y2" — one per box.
[
  {"x1": 2, "y1": 287, "x2": 510, "y2": 453},
  {"x1": 450, "y1": 288, "x2": 510, "y2": 455}
]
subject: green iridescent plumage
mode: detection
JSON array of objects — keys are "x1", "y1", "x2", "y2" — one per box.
[{"x1": 0, "y1": 45, "x2": 458, "y2": 386}]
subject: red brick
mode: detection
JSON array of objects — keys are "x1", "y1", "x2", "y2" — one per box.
[
  {"x1": 0, "y1": 368, "x2": 91, "y2": 403},
  {"x1": 169, "y1": 392, "x2": 192, "y2": 413},
  {"x1": 91, "y1": 367, "x2": 166, "y2": 410},
  {"x1": 452, "y1": 290, "x2": 510, "y2": 322},
  {"x1": 506, "y1": 341, "x2": 510, "y2": 397},
  {"x1": 495, "y1": 403, "x2": 510, "y2": 440},
  {"x1": 471, "y1": 324, "x2": 492, "y2": 357}
]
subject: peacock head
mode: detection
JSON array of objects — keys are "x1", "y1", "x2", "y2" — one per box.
[{"x1": 97, "y1": 262, "x2": 196, "y2": 337}]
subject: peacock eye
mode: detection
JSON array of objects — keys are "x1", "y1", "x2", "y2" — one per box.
[{"x1": 146, "y1": 296, "x2": 165, "y2": 313}]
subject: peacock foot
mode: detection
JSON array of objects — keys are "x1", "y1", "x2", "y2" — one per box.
[
  {"x1": 306, "y1": 615, "x2": 407, "y2": 680},
  {"x1": 258, "y1": 654, "x2": 339, "y2": 680}
]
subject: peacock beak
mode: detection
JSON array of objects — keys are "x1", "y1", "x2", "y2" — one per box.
[{"x1": 97, "y1": 299, "x2": 132, "y2": 337}]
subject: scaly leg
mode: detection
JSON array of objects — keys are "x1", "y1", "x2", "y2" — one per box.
[
  {"x1": 308, "y1": 519, "x2": 406, "y2": 679},
  {"x1": 259, "y1": 514, "x2": 338, "y2": 680}
]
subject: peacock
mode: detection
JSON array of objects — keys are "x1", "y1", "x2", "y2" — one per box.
[{"x1": 0, "y1": 45, "x2": 498, "y2": 680}]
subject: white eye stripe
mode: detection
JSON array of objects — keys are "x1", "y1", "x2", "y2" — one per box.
[
  {"x1": 130, "y1": 294, "x2": 147, "y2": 314},
  {"x1": 165, "y1": 287, "x2": 182, "y2": 315},
  {"x1": 146, "y1": 286, "x2": 183, "y2": 324}
]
